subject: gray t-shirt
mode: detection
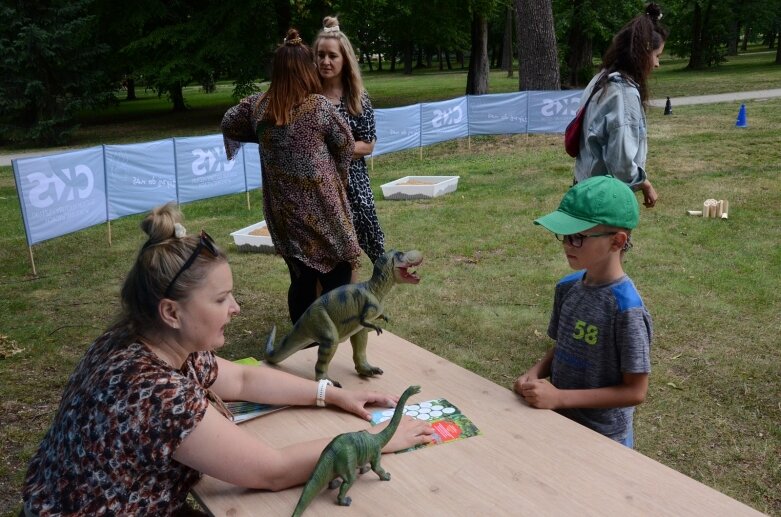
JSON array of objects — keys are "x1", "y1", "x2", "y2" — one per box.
[{"x1": 548, "y1": 270, "x2": 652, "y2": 441}]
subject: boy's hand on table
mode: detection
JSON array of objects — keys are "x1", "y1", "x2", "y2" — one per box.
[
  {"x1": 513, "y1": 374, "x2": 532, "y2": 395},
  {"x1": 518, "y1": 379, "x2": 560, "y2": 410}
]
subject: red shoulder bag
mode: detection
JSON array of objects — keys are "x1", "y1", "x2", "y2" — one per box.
[{"x1": 564, "y1": 79, "x2": 602, "y2": 158}]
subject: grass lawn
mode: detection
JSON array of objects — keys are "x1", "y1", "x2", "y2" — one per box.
[{"x1": 1, "y1": 51, "x2": 780, "y2": 515}]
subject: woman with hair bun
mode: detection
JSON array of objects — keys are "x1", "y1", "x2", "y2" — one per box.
[
  {"x1": 21, "y1": 203, "x2": 432, "y2": 516},
  {"x1": 574, "y1": 2, "x2": 669, "y2": 208},
  {"x1": 314, "y1": 16, "x2": 385, "y2": 268},
  {"x1": 222, "y1": 28, "x2": 361, "y2": 324}
]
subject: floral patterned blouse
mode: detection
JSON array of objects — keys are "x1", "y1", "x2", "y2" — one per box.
[
  {"x1": 222, "y1": 93, "x2": 360, "y2": 273},
  {"x1": 22, "y1": 330, "x2": 218, "y2": 516}
]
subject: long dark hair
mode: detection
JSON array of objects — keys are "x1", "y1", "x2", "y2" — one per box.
[
  {"x1": 601, "y1": 3, "x2": 669, "y2": 105},
  {"x1": 264, "y1": 28, "x2": 323, "y2": 126}
]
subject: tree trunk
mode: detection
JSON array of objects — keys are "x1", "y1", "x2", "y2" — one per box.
[
  {"x1": 456, "y1": 50, "x2": 464, "y2": 69},
  {"x1": 501, "y1": 5, "x2": 513, "y2": 77},
  {"x1": 564, "y1": 0, "x2": 593, "y2": 86},
  {"x1": 741, "y1": 26, "x2": 751, "y2": 51},
  {"x1": 514, "y1": 0, "x2": 560, "y2": 91},
  {"x1": 378, "y1": 51, "x2": 383, "y2": 71},
  {"x1": 438, "y1": 47, "x2": 444, "y2": 70},
  {"x1": 776, "y1": 31, "x2": 781, "y2": 63},
  {"x1": 390, "y1": 48, "x2": 397, "y2": 72},
  {"x1": 274, "y1": 0, "x2": 291, "y2": 39},
  {"x1": 466, "y1": 12, "x2": 489, "y2": 95},
  {"x1": 728, "y1": 20, "x2": 740, "y2": 56},
  {"x1": 403, "y1": 41, "x2": 413, "y2": 75},
  {"x1": 416, "y1": 46, "x2": 424, "y2": 68},
  {"x1": 688, "y1": 2, "x2": 704, "y2": 68},
  {"x1": 364, "y1": 50, "x2": 374, "y2": 71},
  {"x1": 170, "y1": 83, "x2": 186, "y2": 111},
  {"x1": 445, "y1": 49, "x2": 452, "y2": 70},
  {"x1": 688, "y1": 0, "x2": 718, "y2": 68},
  {"x1": 125, "y1": 77, "x2": 137, "y2": 101}
]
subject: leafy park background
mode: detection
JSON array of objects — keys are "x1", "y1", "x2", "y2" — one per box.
[{"x1": 2, "y1": 0, "x2": 781, "y2": 146}]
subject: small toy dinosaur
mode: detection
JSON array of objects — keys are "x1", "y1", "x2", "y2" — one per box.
[
  {"x1": 264, "y1": 250, "x2": 422, "y2": 386},
  {"x1": 291, "y1": 385, "x2": 422, "y2": 516}
]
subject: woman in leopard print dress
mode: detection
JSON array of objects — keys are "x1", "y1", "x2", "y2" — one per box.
[
  {"x1": 314, "y1": 16, "x2": 386, "y2": 267},
  {"x1": 222, "y1": 29, "x2": 360, "y2": 323}
]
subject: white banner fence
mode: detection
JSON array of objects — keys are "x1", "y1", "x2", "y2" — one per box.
[{"x1": 12, "y1": 89, "x2": 582, "y2": 272}]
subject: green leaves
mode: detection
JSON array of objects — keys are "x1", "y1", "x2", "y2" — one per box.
[{"x1": 0, "y1": 0, "x2": 113, "y2": 145}]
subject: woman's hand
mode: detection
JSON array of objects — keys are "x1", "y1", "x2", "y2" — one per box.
[
  {"x1": 353, "y1": 140, "x2": 375, "y2": 159},
  {"x1": 640, "y1": 179, "x2": 658, "y2": 208},
  {"x1": 327, "y1": 387, "x2": 400, "y2": 421},
  {"x1": 377, "y1": 416, "x2": 436, "y2": 452}
]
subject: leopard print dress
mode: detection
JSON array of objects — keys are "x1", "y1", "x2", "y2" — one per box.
[
  {"x1": 335, "y1": 91, "x2": 386, "y2": 264},
  {"x1": 22, "y1": 331, "x2": 217, "y2": 515},
  {"x1": 222, "y1": 93, "x2": 361, "y2": 273}
]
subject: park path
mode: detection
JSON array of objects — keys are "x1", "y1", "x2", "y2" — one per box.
[
  {"x1": 646, "y1": 88, "x2": 781, "y2": 107},
  {"x1": 2, "y1": 88, "x2": 780, "y2": 167}
]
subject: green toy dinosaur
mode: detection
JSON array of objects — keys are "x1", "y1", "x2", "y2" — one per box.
[
  {"x1": 291, "y1": 385, "x2": 422, "y2": 516},
  {"x1": 264, "y1": 250, "x2": 423, "y2": 386}
]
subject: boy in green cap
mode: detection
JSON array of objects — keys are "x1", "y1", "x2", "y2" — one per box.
[{"x1": 513, "y1": 175, "x2": 652, "y2": 448}]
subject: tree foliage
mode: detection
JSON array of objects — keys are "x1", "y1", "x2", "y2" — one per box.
[
  {"x1": 0, "y1": 0, "x2": 114, "y2": 145},
  {"x1": 4, "y1": 0, "x2": 780, "y2": 146},
  {"x1": 663, "y1": 0, "x2": 781, "y2": 69},
  {"x1": 554, "y1": 0, "x2": 642, "y2": 86}
]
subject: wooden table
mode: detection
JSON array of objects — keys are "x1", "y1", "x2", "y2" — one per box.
[{"x1": 192, "y1": 332, "x2": 762, "y2": 516}]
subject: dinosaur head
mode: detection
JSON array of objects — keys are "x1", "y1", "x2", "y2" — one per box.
[
  {"x1": 390, "y1": 250, "x2": 423, "y2": 285},
  {"x1": 402, "y1": 385, "x2": 422, "y2": 397}
]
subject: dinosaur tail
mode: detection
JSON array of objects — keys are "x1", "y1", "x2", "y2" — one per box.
[
  {"x1": 264, "y1": 319, "x2": 316, "y2": 364},
  {"x1": 375, "y1": 385, "x2": 422, "y2": 447},
  {"x1": 291, "y1": 448, "x2": 336, "y2": 517}
]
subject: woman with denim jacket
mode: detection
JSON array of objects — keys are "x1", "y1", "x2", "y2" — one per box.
[{"x1": 574, "y1": 3, "x2": 668, "y2": 208}]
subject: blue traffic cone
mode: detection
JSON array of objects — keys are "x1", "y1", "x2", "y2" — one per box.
[{"x1": 735, "y1": 104, "x2": 747, "y2": 128}]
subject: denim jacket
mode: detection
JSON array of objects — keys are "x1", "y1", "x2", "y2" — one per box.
[{"x1": 574, "y1": 71, "x2": 647, "y2": 190}]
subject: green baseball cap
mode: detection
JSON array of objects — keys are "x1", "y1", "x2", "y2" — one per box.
[{"x1": 534, "y1": 175, "x2": 639, "y2": 234}]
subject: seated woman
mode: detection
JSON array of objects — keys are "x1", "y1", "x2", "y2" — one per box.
[{"x1": 20, "y1": 203, "x2": 433, "y2": 516}]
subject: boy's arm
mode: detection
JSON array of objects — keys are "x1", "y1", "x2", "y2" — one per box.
[
  {"x1": 513, "y1": 348, "x2": 555, "y2": 394},
  {"x1": 519, "y1": 372, "x2": 649, "y2": 410}
]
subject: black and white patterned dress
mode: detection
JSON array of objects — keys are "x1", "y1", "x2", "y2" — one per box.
[{"x1": 335, "y1": 91, "x2": 386, "y2": 264}]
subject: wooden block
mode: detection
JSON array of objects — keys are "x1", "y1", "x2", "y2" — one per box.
[{"x1": 703, "y1": 199, "x2": 719, "y2": 218}]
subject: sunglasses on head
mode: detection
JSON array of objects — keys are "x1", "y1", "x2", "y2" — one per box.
[
  {"x1": 164, "y1": 230, "x2": 218, "y2": 298},
  {"x1": 207, "y1": 388, "x2": 234, "y2": 420}
]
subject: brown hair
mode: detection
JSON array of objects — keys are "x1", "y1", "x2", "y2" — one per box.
[
  {"x1": 112, "y1": 202, "x2": 227, "y2": 335},
  {"x1": 601, "y1": 2, "x2": 669, "y2": 105},
  {"x1": 264, "y1": 28, "x2": 323, "y2": 126},
  {"x1": 313, "y1": 16, "x2": 365, "y2": 117}
]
